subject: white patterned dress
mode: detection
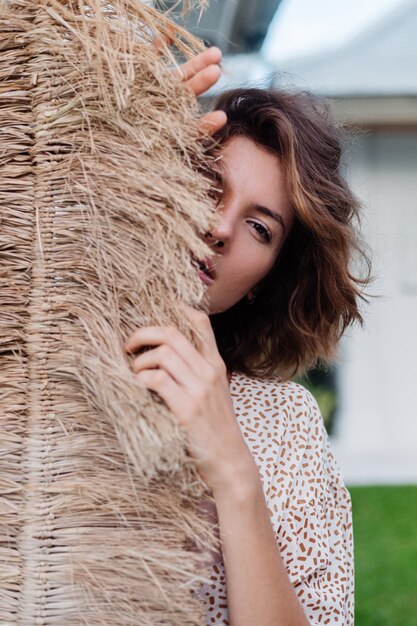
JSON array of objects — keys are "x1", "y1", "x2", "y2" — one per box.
[{"x1": 200, "y1": 371, "x2": 354, "y2": 626}]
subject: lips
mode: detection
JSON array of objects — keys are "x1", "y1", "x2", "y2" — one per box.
[
  {"x1": 191, "y1": 254, "x2": 216, "y2": 280},
  {"x1": 199, "y1": 256, "x2": 216, "y2": 279}
]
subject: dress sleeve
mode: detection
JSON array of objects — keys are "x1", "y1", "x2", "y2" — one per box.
[{"x1": 265, "y1": 385, "x2": 354, "y2": 626}]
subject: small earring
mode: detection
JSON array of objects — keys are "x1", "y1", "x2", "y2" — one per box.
[{"x1": 246, "y1": 292, "x2": 256, "y2": 304}]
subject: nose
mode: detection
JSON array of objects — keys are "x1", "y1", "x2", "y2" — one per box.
[
  {"x1": 204, "y1": 206, "x2": 234, "y2": 250},
  {"x1": 204, "y1": 231, "x2": 225, "y2": 249}
]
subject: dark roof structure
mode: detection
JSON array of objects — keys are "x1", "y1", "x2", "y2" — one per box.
[{"x1": 167, "y1": 0, "x2": 283, "y2": 54}]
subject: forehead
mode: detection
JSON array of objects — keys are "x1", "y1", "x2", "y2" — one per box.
[
  {"x1": 215, "y1": 136, "x2": 292, "y2": 216},
  {"x1": 217, "y1": 135, "x2": 281, "y2": 176}
]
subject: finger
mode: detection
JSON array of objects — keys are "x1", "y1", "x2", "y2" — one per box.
[
  {"x1": 180, "y1": 305, "x2": 222, "y2": 363},
  {"x1": 124, "y1": 326, "x2": 182, "y2": 353},
  {"x1": 172, "y1": 46, "x2": 222, "y2": 82},
  {"x1": 124, "y1": 325, "x2": 212, "y2": 373},
  {"x1": 132, "y1": 344, "x2": 201, "y2": 389},
  {"x1": 135, "y1": 368, "x2": 186, "y2": 417},
  {"x1": 186, "y1": 63, "x2": 222, "y2": 97},
  {"x1": 152, "y1": 35, "x2": 171, "y2": 57},
  {"x1": 198, "y1": 110, "x2": 227, "y2": 136},
  {"x1": 151, "y1": 22, "x2": 177, "y2": 54}
]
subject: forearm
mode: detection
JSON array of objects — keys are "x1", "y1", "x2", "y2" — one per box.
[{"x1": 213, "y1": 460, "x2": 310, "y2": 626}]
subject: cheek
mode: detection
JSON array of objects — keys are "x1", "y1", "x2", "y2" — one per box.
[
  {"x1": 252, "y1": 243, "x2": 279, "y2": 274},
  {"x1": 232, "y1": 251, "x2": 276, "y2": 289},
  {"x1": 262, "y1": 251, "x2": 279, "y2": 275}
]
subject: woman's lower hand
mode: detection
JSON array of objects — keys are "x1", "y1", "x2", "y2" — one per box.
[{"x1": 123, "y1": 305, "x2": 254, "y2": 493}]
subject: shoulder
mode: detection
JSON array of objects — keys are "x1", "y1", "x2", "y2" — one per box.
[
  {"x1": 231, "y1": 371, "x2": 321, "y2": 430},
  {"x1": 231, "y1": 371, "x2": 318, "y2": 404},
  {"x1": 230, "y1": 373, "x2": 326, "y2": 466}
]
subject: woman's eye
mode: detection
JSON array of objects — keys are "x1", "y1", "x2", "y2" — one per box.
[{"x1": 250, "y1": 221, "x2": 272, "y2": 243}]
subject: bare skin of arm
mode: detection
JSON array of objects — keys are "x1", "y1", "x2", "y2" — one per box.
[
  {"x1": 212, "y1": 458, "x2": 310, "y2": 626},
  {"x1": 124, "y1": 308, "x2": 311, "y2": 626}
]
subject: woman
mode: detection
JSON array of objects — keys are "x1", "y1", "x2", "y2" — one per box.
[{"x1": 124, "y1": 47, "x2": 367, "y2": 626}]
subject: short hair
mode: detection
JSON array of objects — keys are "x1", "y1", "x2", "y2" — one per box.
[{"x1": 207, "y1": 87, "x2": 371, "y2": 379}]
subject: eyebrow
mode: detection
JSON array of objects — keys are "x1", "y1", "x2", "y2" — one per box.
[
  {"x1": 211, "y1": 166, "x2": 287, "y2": 235},
  {"x1": 251, "y1": 203, "x2": 286, "y2": 235}
]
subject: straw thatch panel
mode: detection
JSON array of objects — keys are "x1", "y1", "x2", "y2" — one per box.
[{"x1": 0, "y1": 1, "x2": 218, "y2": 624}]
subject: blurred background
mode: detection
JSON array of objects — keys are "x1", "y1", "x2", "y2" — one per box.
[{"x1": 165, "y1": 0, "x2": 417, "y2": 623}]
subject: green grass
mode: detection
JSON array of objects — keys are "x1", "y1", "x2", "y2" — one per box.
[{"x1": 350, "y1": 485, "x2": 417, "y2": 626}]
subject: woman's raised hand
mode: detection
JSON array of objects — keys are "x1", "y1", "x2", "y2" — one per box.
[
  {"x1": 173, "y1": 46, "x2": 227, "y2": 135},
  {"x1": 123, "y1": 305, "x2": 255, "y2": 494}
]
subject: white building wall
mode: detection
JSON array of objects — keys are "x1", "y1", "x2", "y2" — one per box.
[{"x1": 332, "y1": 131, "x2": 417, "y2": 484}]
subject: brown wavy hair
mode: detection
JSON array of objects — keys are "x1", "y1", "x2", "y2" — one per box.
[{"x1": 207, "y1": 87, "x2": 371, "y2": 379}]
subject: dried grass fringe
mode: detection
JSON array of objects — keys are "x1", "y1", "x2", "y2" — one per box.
[{"x1": 0, "y1": 1, "x2": 219, "y2": 624}]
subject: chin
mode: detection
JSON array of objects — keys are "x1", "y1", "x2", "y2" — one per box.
[
  {"x1": 206, "y1": 300, "x2": 232, "y2": 316},
  {"x1": 199, "y1": 287, "x2": 239, "y2": 315},
  {"x1": 198, "y1": 292, "x2": 216, "y2": 315}
]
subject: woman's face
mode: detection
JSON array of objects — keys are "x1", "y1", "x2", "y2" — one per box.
[{"x1": 197, "y1": 135, "x2": 294, "y2": 314}]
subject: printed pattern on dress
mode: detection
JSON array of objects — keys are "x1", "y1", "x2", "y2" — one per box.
[{"x1": 201, "y1": 372, "x2": 354, "y2": 626}]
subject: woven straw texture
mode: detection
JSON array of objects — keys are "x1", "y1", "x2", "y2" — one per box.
[{"x1": 0, "y1": 1, "x2": 218, "y2": 624}]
